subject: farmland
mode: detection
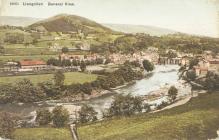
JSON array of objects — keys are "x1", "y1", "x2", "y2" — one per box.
[
  {"x1": 0, "y1": 72, "x2": 98, "y2": 85},
  {"x1": 14, "y1": 128, "x2": 72, "y2": 140}
]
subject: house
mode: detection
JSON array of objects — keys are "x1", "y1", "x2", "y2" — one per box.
[
  {"x1": 193, "y1": 59, "x2": 210, "y2": 76},
  {"x1": 209, "y1": 59, "x2": 219, "y2": 72},
  {"x1": 193, "y1": 66, "x2": 208, "y2": 76},
  {"x1": 19, "y1": 60, "x2": 47, "y2": 71},
  {"x1": 59, "y1": 53, "x2": 85, "y2": 61},
  {"x1": 198, "y1": 59, "x2": 210, "y2": 68}
]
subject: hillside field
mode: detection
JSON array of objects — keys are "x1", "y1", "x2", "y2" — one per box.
[
  {"x1": 14, "y1": 128, "x2": 72, "y2": 140},
  {"x1": 0, "y1": 72, "x2": 98, "y2": 85},
  {"x1": 78, "y1": 92, "x2": 219, "y2": 140}
]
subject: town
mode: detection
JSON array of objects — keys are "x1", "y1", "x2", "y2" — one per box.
[{"x1": 0, "y1": 13, "x2": 219, "y2": 140}]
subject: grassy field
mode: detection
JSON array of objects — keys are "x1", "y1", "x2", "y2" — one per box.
[
  {"x1": 0, "y1": 55, "x2": 56, "y2": 62},
  {"x1": 0, "y1": 72, "x2": 98, "y2": 85},
  {"x1": 78, "y1": 92, "x2": 219, "y2": 140},
  {"x1": 14, "y1": 128, "x2": 72, "y2": 140}
]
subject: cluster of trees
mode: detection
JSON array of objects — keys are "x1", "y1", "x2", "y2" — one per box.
[
  {"x1": 47, "y1": 58, "x2": 105, "y2": 68},
  {"x1": 91, "y1": 33, "x2": 219, "y2": 56},
  {"x1": 0, "y1": 79, "x2": 46, "y2": 103},
  {"x1": 0, "y1": 112, "x2": 18, "y2": 139},
  {"x1": 36, "y1": 106, "x2": 69, "y2": 127},
  {"x1": 95, "y1": 64, "x2": 143, "y2": 89},
  {"x1": 107, "y1": 95, "x2": 150, "y2": 117},
  {"x1": 90, "y1": 34, "x2": 153, "y2": 54},
  {"x1": 204, "y1": 72, "x2": 219, "y2": 90}
]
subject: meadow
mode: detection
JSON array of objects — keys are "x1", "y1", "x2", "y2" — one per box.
[
  {"x1": 14, "y1": 128, "x2": 72, "y2": 140},
  {"x1": 0, "y1": 72, "x2": 98, "y2": 85}
]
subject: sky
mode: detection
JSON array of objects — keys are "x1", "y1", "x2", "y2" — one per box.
[{"x1": 0, "y1": 0, "x2": 219, "y2": 37}]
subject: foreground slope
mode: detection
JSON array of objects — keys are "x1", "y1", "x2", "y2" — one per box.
[{"x1": 78, "y1": 92, "x2": 219, "y2": 140}]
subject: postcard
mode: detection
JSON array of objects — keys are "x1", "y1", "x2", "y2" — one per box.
[{"x1": 0, "y1": 0, "x2": 219, "y2": 140}]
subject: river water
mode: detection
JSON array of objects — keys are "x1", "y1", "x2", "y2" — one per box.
[{"x1": 0, "y1": 65, "x2": 191, "y2": 121}]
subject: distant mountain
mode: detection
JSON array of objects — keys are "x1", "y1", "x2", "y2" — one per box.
[
  {"x1": 103, "y1": 24, "x2": 177, "y2": 36},
  {"x1": 29, "y1": 14, "x2": 114, "y2": 33},
  {"x1": 0, "y1": 16, "x2": 41, "y2": 27}
]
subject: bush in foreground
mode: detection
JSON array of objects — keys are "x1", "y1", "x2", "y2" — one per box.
[
  {"x1": 52, "y1": 106, "x2": 69, "y2": 128},
  {"x1": 79, "y1": 105, "x2": 97, "y2": 123},
  {"x1": 36, "y1": 109, "x2": 52, "y2": 126}
]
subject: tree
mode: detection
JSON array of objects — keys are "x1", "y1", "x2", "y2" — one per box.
[
  {"x1": 189, "y1": 58, "x2": 199, "y2": 69},
  {"x1": 14, "y1": 79, "x2": 46, "y2": 102},
  {"x1": 53, "y1": 70, "x2": 65, "y2": 87},
  {"x1": 80, "y1": 61, "x2": 86, "y2": 72},
  {"x1": 61, "y1": 59, "x2": 71, "y2": 67},
  {"x1": 0, "y1": 112, "x2": 17, "y2": 139},
  {"x1": 52, "y1": 106, "x2": 69, "y2": 127},
  {"x1": 168, "y1": 86, "x2": 178, "y2": 102},
  {"x1": 142, "y1": 60, "x2": 154, "y2": 72},
  {"x1": 38, "y1": 81, "x2": 62, "y2": 98},
  {"x1": 36, "y1": 109, "x2": 52, "y2": 126},
  {"x1": 166, "y1": 50, "x2": 177, "y2": 58},
  {"x1": 79, "y1": 105, "x2": 97, "y2": 123},
  {"x1": 186, "y1": 70, "x2": 197, "y2": 81},
  {"x1": 109, "y1": 95, "x2": 144, "y2": 117},
  {"x1": 81, "y1": 83, "x2": 92, "y2": 95},
  {"x1": 47, "y1": 58, "x2": 61, "y2": 66},
  {"x1": 62, "y1": 47, "x2": 69, "y2": 53},
  {"x1": 205, "y1": 72, "x2": 219, "y2": 91}
]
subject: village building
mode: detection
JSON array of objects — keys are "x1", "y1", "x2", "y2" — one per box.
[
  {"x1": 193, "y1": 66, "x2": 208, "y2": 76},
  {"x1": 19, "y1": 60, "x2": 47, "y2": 71},
  {"x1": 59, "y1": 53, "x2": 102, "y2": 62},
  {"x1": 209, "y1": 59, "x2": 219, "y2": 72},
  {"x1": 0, "y1": 62, "x2": 19, "y2": 72}
]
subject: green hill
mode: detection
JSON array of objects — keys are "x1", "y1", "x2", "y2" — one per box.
[
  {"x1": 29, "y1": 14, "x2": 114, "y2": 34},
  {"x1": 78, "y1": 92, "x2": 219, "y2": 140}
]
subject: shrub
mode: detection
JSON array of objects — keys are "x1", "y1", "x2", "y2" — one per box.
[
  {"x1": 79, "y1": 105, "x2": 97, "y2": 123},
  {"x1": 52, "y1": 106, "x2": 69, "y2": 127},
  {"x1": 0, "y1": 112, "x2": 18, "y2": 139},
  {"x1": 36, "y1": 109, "x2": 52, "y2": 126},
  {"x1": 168, "y1": 86, "x2": 178, "y2": 102}
]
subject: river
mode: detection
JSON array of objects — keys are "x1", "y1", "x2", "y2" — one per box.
[{"x1": 0, "y1": 65, "x2": 191, "y2": 122}]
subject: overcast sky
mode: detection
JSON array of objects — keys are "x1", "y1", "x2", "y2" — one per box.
[{"x1": 0, "y1": 0, "x2": 218, "y2": 37}]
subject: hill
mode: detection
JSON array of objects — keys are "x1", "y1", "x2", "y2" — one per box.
[
  {"x1": 0, "y1": 16, "x2": 41, "y2": 27},
  {"x1": 104, "y1": 23, "x2": 177, "y2": 36},
  {"x1": 29, "y1": 14, "x2": 114, "y2": 34},
  {"x1": 78, "y1": 92, "x2": 219, "y2": 140}
]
